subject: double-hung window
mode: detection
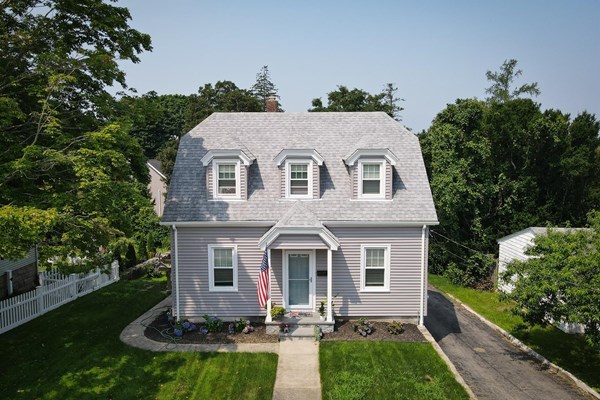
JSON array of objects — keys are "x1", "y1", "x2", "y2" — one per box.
[
  {"x1": 286, "y1": 160, "x2": 312, "y2": 198},
  {"x1": 360, "y1": 244, "x2": 391, "y2": 291},
  {"x1": 359, "y1": 161, "x2": 384, "y2": 198},
  {"x1": 208, "y1": 245, "x2": 238, "y2": 291},
  {"x1": 213, "y1": 160, "x2": 240, "y2": 199}
]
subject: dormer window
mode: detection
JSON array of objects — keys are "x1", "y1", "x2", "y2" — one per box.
[
  {"x1": 275, "y1": 149, "x2": 324, "y2": 200},
  {"x1": 201, "y1": 149, "x2": 255, "y2": 201},
  {"x1": 344, "y1": 148, "x2": 399, "y2": 201},
  {"x1": 360, "y1": 161, "x2": 384, "y2": 197},
  {"x1": 286, "y1": 160, "x2": 312, "y2": 198}
]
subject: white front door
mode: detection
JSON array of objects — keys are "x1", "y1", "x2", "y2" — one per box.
[{"x1": 284, "y1": 251, "x2": 315, "y2": 310}]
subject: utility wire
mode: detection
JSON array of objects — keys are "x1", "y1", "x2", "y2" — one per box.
[{"x1": 430, "y1": 230, "x2": 489, "y2": 256}]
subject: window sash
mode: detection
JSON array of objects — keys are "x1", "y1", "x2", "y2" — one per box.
[
  {"x1": 210, "y1": 247, "x2": 236, "y2": 289},
  {"x1": 288, "y1": 162, "x2": 310, "y2": 196},
  {"x1": 361, "y1": 163, "x2": 382, "y2": 195},
  {"x1": 362, "y1": 246, "x2": 389, "y2": 290},
  {"x1": 217, "y1": 164, "x2": 237, "y2": 195}
]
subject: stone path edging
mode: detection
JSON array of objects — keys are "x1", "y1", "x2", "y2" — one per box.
[
  {"x1": 440, "y1": 290, "x2": 599, "y2": 400},
  {"x1": 418, "y1": 325, "x2": 477, "y2": 400},
  {"x1": 119, "y1": 296, "x2": 279, "y2": 353}
]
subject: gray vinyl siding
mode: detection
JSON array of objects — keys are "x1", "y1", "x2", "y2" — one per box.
[
  {"x1": 173, "y1": 226, "x2": 270, "y2": 318},
  {"x1": 324, "y1": 227, "x2": 423, "y2": 317},
  {"x1": 206, "y1": 161, "x2": 213, "y2": 199},
  {"x1": 351, "y1": 167, "x2": 357, "y2": 198},
  {"x1": 313, "y1": 163, "x2": 320, "y2": 199},
  {"x1": 385, "y1": 162, "x2": 393, "y2": 200},
  {"x1": 240, "y1": 165, "x2": 247, "y2": 200},
  {"x1": 280, "y1": 166, "x2": 285, "y2": 198},
  {"x1": 173, "y1": 226, "x2": 427, "y2": 319},
  {"x1": 498, "y1": 230, "x2": 535, "y2": 293}
]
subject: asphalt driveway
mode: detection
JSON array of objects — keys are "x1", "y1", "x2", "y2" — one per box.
[{"x1": 425, "y1": 286, "x2": 593, "y2": 400}]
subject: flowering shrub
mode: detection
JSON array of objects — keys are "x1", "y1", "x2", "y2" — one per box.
[
  {"x1": 387, "y1": 321, "x2": 404, "y2": 335},
  {"x1": 202, "y1": 314, "x2": 223, "y2": 333},
  {"x1": 354, "y1": 318, "x2": 373, "y2": 336},
  {"x1": 173, "y1": 319, "x2": 197, "y2": 336},
  {"x1": 243, "y1": 320, "x2": 255, "y2": 334}
]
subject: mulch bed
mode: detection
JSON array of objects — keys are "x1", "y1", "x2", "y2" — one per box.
[
  {"x1": 322, "y1": 320, "x2": 426, "y2": 342},
  {"x1": 143, "y1": 311, "x2": 425, "y2": 344},
  {"x1": 144, "y1": 310, "x2": 279, "y2": 344}
]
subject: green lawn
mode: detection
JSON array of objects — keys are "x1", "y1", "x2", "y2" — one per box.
[
  {"x1": 429, "y1": 273, "x2": 600, "y2": 392},
  {"x1": 320, "y1": 341, "x2": 469, "y2": 400},
  {"x1": 0, "y1": 277, "x2": 278, "y2": 400}
]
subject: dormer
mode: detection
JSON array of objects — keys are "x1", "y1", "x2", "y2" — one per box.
[
  {"x1": 343, "y1": 148, "x2": 399, "y2": 200},
  {"x1": 274, "y1": 149, "x2": 324, "y2": 200},
  {"x1": 201, "y1": 149, "x2": 255, "y2": 200}
]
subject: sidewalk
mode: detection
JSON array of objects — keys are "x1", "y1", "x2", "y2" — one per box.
[{"x1": 273, "y1": 338, "x2": 321, "y2": 400}]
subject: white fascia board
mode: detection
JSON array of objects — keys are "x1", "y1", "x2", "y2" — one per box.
[
  {"x1": 343, "y1": 148, "x2": 399, "y2": 166},
  {"x1": 274, "y1": 149, "x2": 324, "y2": 166},
  {"x1": 322, "y1": 220, "x2": 439, "y2": 227},
  {"x1": 147, "y1": 162, "x2": 167, "y2": 180},
  {"x1": 200, "y1": 149, "x2": 255, "y2": 166},
  {"x1": 258, "y1": 227, "x2": 340, "y2": 251},
  {"x1": 160, "y1": 220, "x2": 275, "y2": 227}
]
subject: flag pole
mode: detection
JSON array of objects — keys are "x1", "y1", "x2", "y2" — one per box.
[{"x1": 266, "y1": 247, "x2": 272, "y2": 322}]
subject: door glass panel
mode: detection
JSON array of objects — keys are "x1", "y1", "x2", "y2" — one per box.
[{"x1": 288, "y1": 254, "x2": 310, "y2": 305}]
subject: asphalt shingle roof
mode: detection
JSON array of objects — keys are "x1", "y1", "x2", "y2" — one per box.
[{"x1": 162, "y1": 112, "x2": 438, "y2": 224}]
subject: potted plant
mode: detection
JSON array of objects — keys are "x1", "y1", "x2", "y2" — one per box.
[
  {"x1": 270, "y1": 305, "x2": 286, "y2": 320},
  {"x1": 318, "y1": 301, "x2": 326, "y2": 321}
]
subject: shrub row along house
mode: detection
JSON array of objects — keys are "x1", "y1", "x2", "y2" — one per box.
[{"x1": 161, "y1": 104, "x2": 438, "y2": 332}]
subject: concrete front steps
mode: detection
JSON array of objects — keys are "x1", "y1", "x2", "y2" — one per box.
[{"x1": 265, "y1": 312, "x2": 335, "y2": 336}]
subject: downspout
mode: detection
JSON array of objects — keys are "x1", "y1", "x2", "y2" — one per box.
[
  {"x1": 419, "y1": 225, "x2": 427, "y2": 326},
  {"x1": 172, "y1": 225, "x2": 180, "y2": 321}
]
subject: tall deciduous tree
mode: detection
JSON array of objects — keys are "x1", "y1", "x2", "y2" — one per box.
[
  {"x1": 503, "y1": 212, "x2": 600, "y2": 348},
  {"x1": 485, "y1": 59, "x2": 540, "y2": 103},
  {"x1": 309, "y1": 84, "x2": 404, "y2": 120},
  {"x1": 0, "y1": 0, "x2": 158, "y2": 270},
  {"x1": 420, "y1": 97, "x2": 600, "y2": 287}
]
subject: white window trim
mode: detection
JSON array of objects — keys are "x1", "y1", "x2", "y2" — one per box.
[
  {"x1": 285, "y1": 159, "x2": 313, "y2": 199},
  {"x1": 208, "y1": 244, "x2": 238, "y2": 292},
  {"x1": 213, "y1": 159, "x2": 241, "y2": 200},
  {"x1": 360, "y1": 244, "x2": 391, "y2": 292},
  {"x1": 358, "y1": 160, "x2": 386, "y2": 199}
]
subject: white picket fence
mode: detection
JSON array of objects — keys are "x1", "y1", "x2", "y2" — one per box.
[{"x1": 0, "y1": 261, "x2": 120, "y2": 334}]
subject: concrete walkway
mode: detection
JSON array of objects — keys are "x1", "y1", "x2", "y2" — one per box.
[
  {"x1": 273, "y1": 338, "x2": 321, "y2": 400},
  {"x1": 119, "y1": 296, "x2": 279, "y2": 353}
]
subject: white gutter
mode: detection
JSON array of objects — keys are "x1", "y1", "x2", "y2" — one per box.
[
  {"x1": 160, "y1": 220, "x2": 276, "y2": 227},
  {"x1": 172, "y1": 225, "x2": 180, "y2": 321},
  {"x1": 419, "y1": 225, "x2": 427, "y2": 326}
]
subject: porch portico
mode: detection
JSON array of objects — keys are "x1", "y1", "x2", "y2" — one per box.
[{"x1": 258, "y1": 204, "x2": 339, "y2": 332}]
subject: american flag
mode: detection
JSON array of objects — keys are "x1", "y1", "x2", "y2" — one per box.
[{"x1": 257, "y1": 250, "x2": 270, "y2": 308}]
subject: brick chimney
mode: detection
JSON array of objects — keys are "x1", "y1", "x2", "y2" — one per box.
[{"x1": 266, "y1": 95, "x2": 278, "y2": 112}]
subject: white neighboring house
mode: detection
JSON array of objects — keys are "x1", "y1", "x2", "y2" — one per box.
[
  {"x1": 497, "y1": 227, "x2": 585, "y2": 334},
  {"x1": 147, "y1": 159, "x2": 168, "y2": 217}
]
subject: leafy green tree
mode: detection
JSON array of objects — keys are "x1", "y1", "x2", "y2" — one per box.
[
  {"x1": 184, "y1": 80, "x2": 262, "y2": 131},
  {"x1": 309, "y1": 84, "x2": 404, "y2": 120},
  {"x1": 251, "y1": 65, "x2": 282, "y2": 111},
  {"x1": 156, "y1": 139, "x2": 180, "y2": 184},
  {"x1": 420, "y1": 97, "x2": 600, "y2": 287},
  {"x1": 116, "y1": 91, "x2": 189, "y2": 158},
  {"x1": 0, "y1": 0, "x2": 157, "y2": 271},
  {"x1": 503, "y1": 212, "x2": 600, "y2": 348},
  {"x1": 485, "y1": 59, "x2": 540, "y2": 103}
]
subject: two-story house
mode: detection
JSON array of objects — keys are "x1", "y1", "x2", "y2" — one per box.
[{"x1": 161, "y1": 110, "x2": 438, "y2": 332}]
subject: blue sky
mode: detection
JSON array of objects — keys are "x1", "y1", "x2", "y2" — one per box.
[{"x1": 116, "y1": 0, "x2": 600, "y2": 132}]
